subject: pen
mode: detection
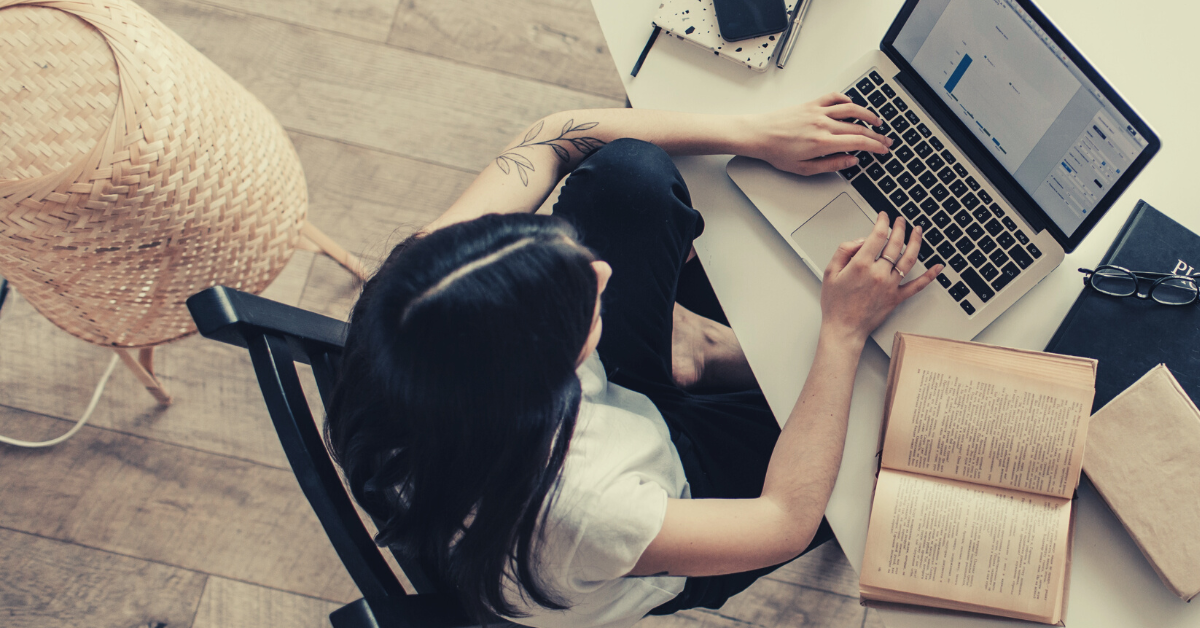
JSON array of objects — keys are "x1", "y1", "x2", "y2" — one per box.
[
  {"x1": 631, "y1": 25, "x2": 661, "y2": 77},
  {"x1": 777, "y1": 0, "x2": 813, "y2": 69}
]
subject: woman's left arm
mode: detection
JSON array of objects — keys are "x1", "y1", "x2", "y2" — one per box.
[{"x1": 421, "y1": 94, "x2": 891, "y2": 234}]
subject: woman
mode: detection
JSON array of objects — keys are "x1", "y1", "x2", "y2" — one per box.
[{"x1": 325, "y1": 94, "x2": 943, "y2": 627}]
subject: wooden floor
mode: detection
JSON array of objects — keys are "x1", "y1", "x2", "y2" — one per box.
[{"x1": 0, "y1": 1, "x2": 880, "y2": 626}]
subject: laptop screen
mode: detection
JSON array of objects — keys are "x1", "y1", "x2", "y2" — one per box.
[{"x1": 891, "y1": 0, "x2": 1150, "y2": 239}]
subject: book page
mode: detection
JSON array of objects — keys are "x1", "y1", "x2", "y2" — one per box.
[
  {"x1": 861, "y1": 470, "x2": 1071, "y2": 622},
  {"x1": 882, "y1": 346, "x2": 1092, "y2": 498}
]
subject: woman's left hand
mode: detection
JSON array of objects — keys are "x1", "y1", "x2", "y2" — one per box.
[{"x1": 747, "y1": 93, "x2": 893, "y2": 176}]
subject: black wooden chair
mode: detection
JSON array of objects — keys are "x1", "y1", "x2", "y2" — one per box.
[{"x1": 187, "y1": 285, "x2": 514, "y2": 628}]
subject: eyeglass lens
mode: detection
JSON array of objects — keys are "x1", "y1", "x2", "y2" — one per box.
[
  {"x1": 1089, "y1": 267, "x2": 1198, "y2": 304},
  {"x1": 1090, "y1": 268, "x2": 1137, "y2": 296},
  {"x1": 1153, "y1": 276, "x2": 1198, "y2": 305}
]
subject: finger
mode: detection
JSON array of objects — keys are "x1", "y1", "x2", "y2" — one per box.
[
  {"x1": 825, "y1": 237, "x2": 866, "y2": 279},
  {"x1": 815, "y1": 92, "x2": 852, "y2": 107},
  {"x1": 827, "y1": 120, "x2": 892, "y2": 147},
  {"x1": 854, "y1": 212, "x2": 892, "y2": 263},
  {"x1": 795, "y1": 153, "x2": 860, "y2": 176},
  {"x1": 879, "y1": 216, "x2": 907, "y2": 269},
  {"x1": 899, "y1": 263, "x2": 943, "y2": 300},
  {"x1": 825, "y1": 103, "x2": 882, "y2": 127},
  {"x1": 895, "y1": 224, "x2": 924, "y2": 276},
  {"x1": 823, "y1": 133, "x2": 892, "y2": 155}
]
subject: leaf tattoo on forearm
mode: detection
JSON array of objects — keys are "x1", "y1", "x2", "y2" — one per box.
[{"x1": 495, "y1": 119, "x2": 606, "y2": 186}]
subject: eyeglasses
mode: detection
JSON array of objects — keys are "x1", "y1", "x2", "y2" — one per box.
[{"x1": 1079, "y1": 265, "x2": 1200, "y2": 305}]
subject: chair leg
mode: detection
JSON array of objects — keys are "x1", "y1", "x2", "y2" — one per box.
[
  {"x1": 301, "y1": 222, "x2": 370, "y2": 281},
  {"x1": 114, "y1": 347, "x2": 173, "y2": 405}
]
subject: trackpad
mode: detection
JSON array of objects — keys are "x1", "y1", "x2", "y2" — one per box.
[{"x1": 790, "y1": 193, "x2": 876, "y2": 271}]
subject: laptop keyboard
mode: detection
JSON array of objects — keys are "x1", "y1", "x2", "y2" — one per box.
[{"x1": 840, "y1": 70, "x2": 1044, "y2": 315}]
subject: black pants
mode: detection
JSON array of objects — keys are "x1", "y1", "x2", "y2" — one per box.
[{"x1": 552, "y1": 139, "x2": 834, "y2": 614}]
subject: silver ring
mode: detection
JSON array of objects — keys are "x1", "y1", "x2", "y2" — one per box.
[
  {"x1": 880, "y1": 254, "x2": 898, "y2": 267},
  {"x1": 892, "y1": 266, "x2": 906, "y2": 279}
]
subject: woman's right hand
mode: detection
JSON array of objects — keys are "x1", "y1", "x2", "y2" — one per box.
[{"x1": 819, "y1": 213, "x2": 943, "y2": 346}]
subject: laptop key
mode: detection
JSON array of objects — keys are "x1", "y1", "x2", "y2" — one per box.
[
  {"x1": 1009, "y1": 244, "x2": 1034, "y2": 269},
  {"x1": 953, "y1": 210, "x2": 973, "y2": 228},
  {"x1": 978, "y1": 190, "x2": 992, "y2": 203},
  {"x1": 855, "y1": 151, "x2": 873, "y2": 168},
  {"x1": 856, "y1": 78, "x2": 875, "y2": 94},
  {"x1": 937, "y1": 167, "x2": 956, "y2": 184},
  {"x1": 971, "y1": 205, "x2": 990, "y2": 223},
  {"x1": 966, "y1": 223, "x2": 984, "y2": 240},
  {"x1": 893, "y1": 97, "x2": 909, "y2": 112},
  {"x1": 959, "y1": 268, "x2": 995, "y2": 302},
  {"x1": 888, "y1": 132, "x2": 904, "y2": 146},
  {"x1": 850, "y1": 175, "x2": 896, "y2": 221},
  {"x1": 839, "y1": 165, "x2": 861, "y2": 180},
  {"x1": 917, "y1": 123, "x2": 932, "y2": 138},
  {"x1": 961, "y1": 192, "x2": 979, "y2": 210},
  {"x1": 991, "y1": 270, "x2": 1015, "y2": 292},
  {"x1": 877, "y1": 150, "x2": 893, "y2": 163},
  {"x1": 990, "y1": 203, "x2": 1005, "y2": 217},
  {"x1": 918, "y1": 242, "x2": 933, "y2": 261},
  {"x1": 889, "y1": 188, "x2": 908, "y2": 205},
  {"x1": 845, "y1": 88, "x2": 869, "y2": 108},
  {"x1": 953, "y1": 163, "x2": 968, "y2": 178},
  {"x1": 1014, "y1": 230, "x2": 1029, "y2": 245},
  {"x1": 895, "y1": 146, "x2": 915, "y2": 162},
  {"x1": 989, "y1": 248, "x2": 1009, "y2": 268},
  {"x1": 907, "y1": 159, "x2": 927, "y2": 176},
  {"x1": 913, "y1": 215, "x2": 932, "y2": 233},
  {"x1": 903, "y1": 128, "x2": 921, "y2": 145},
  {"x1": 944, "y1": 223, "x2": 963, "y2": 242},
  {"x1": 926, "y1": 154, "x2": 945, "y2": 172},
  {"x1": 909, "y1": 185, "x2": 927, "y2": 203},
  {"x1": 901, "y1": 202, "x2": 920, "y2": 219},
  {"x1": 980, "y1": 263, "x2": 998, "y2": 281},
  {"x1": 897, "y1": 172, "x2": 916, "y2": 189},
  {"x1": 930, "y1": 184, "x2": 950, "y2": 201},
  {"x1": 1002, "y1": 217, "x2": 1019, "y2": 231},
  {"x1": 1027, "y1": 243, "x2": 1042, "y2": 258},
  {"x1": 984, "y1": 218, "x2": 1004, "y2": 236},
  {"x1": 905, "y1": 111, "x2": 920, "y2": 125},
  {"x1": 955, "y1": 236, "x2": 975, "y2": 255},
  {"x1": 929, "y1": 136, "x2": 944, "y2": 151},
  {"x1": 885, "y1": 160, "x2": 905, "y2": 176},
  {"x1": 931, "y1": 210, "x2": 952, "y2": 229},
  {"x1": 881, "y1": 84, "x2": 896, "y2": 98},
  {"x1": 948, "y1": 254, "x2": 968, "y2": 272},
  {"x1": 937, "y1": 274, "x2": 952, "y2": 289},
  {"x1": 948, "y1": 281, "x2": 969, "y2": 301},
  {"x1": 877, "y1": 103, "x2": 898, "y2": 122},
  {"x1": 960, "y1": 300, "x2": 976, "y2": 315},
  {"x1": 941, "y1": 150, "x2": 956, "y2": 165},
  {"x1": 870, "y1": 70, "x2": 885, "y2": 85},
  {"x1": 919, "y1": 171, "x2": 938, "y2": 188},
  {"x1": 866, "y1": 163, "x2": 885, "y2": 180},
  {"x1": 996, "y1": 232, "x2": 1016, "y2": 249},
  {"x1": 892, "y1": 117, "x2": 910, "y2": 134},
  {"x1": 913, "y1": 141, "x2": 932, "y2": 159},
  {"x1": 965, "y1": 176, "x2": 980, "y2": 191},
  {"x1": 978, "y1": 235, "x2": 996, "y2": 253},
  {"x1": 879, "y1": 176, "x2": 897, "y2": 194},
  {"x1": 936, "y1": 241, "x2": 956, "y2": 258},
  {"x1": 942, "y1": 197, "x2": 961, "y2": 213},
  {"x1": 949, "y1": 180, "x2": 968, "y2": 197},
  {"x1": 924, "y1": 227, "x2": 944, "y2": 245},
  {"x1": 968, "y1": 250, "x2": 987, "y2": 267},
  {"x1": 920, "y1": 197, "x2": 940, "y2": 214},
  {"x1": 868, "y1": 90, "x2": 888, "y2": 107}
]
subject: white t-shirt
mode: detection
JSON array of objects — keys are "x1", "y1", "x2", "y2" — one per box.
[{"x1": 503, "y1": 351, "x2": 690, "y2": 628}]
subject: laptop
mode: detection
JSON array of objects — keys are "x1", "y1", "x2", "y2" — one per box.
[{"x1": 727, "y1": 0, "x2": 1160, "y2": 355}]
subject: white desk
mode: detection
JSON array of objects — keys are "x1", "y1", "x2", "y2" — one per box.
[{"x1": 591, "y1": 1, "x2": 1200, "y2": 626}]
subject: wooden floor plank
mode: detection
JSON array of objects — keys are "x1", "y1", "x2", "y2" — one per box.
[
  {"x1": 0, "y1": 527, "x2": 207, "y2": 628},
  {"x1": 298, "y1": 255, "x2": 362, "y2": 322},
  {"x1": 0, "y1": 290, "x2": 291, "y2": 469},
  {"x1": 0, "y1": 405, "x2": 359, "y2": 603},
  {"x1": 289, "y1": 131, "x2": 474, "y2": 265},
  {"x1": 763, "y1": 539, "x2": 861, "y2": 598},
  {"x1": 137, "y1": 0, "x2": 622, "y2": 173},
  {"x1": 387, "y1": 0, "x2": 626, "y2": 99},
  {"x1": 196, "y1": 0, "x2": 401, "y2": 43},
  {"x1": 192, "y1": 576, "x2": 342, "y2": 628}
]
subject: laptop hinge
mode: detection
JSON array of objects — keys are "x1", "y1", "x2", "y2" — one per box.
[{"x1": 893, "y1": 69, "x2": 1049, "y2": 236}]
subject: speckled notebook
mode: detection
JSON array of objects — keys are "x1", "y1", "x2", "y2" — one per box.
[{"x1": 653, "y1": 0, "x2": 796, "y2": 72}]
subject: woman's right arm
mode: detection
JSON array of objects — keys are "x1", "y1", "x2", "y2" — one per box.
[{"x1": 628, "y1": 213, "x2": 942, "y2": 577}]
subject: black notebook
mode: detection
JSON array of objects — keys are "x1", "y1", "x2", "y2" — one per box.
[{"x1": 1045, "y1": 200, "x2": 1200, "y2": 411}]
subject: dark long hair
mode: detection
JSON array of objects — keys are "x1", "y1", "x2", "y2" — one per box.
[{"x1": 324, "y1": 213, "x2": 599, "y2": 620}]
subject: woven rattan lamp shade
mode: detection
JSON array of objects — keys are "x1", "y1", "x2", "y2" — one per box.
[{"x1": 0, "y1": 0, "x2": 306, "y2": 348}]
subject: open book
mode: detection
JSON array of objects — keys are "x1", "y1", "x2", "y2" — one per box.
[{"x1": 860, "y1": 333, "x2": 1097, "y2": 625}]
